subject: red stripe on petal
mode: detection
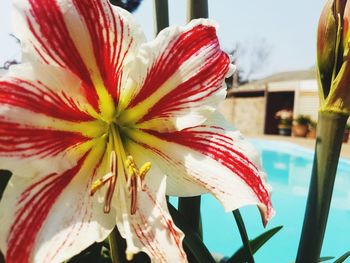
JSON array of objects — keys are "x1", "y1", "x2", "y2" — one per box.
[
  {"x1": 73, "y1": 0, "x2": 133, "y2": 102},
  {"x1": 128, "y1": 25, "x2": 220, "y2": 108},
  {"x1": 143, "y1": 188, "x2": 185, "y2": 256},
  {"x1": 139, "y1": 50, "x2": 230, "y2": 123},
  {"x1": 144, "y1": 127, "x2": 273, "y2": 218},
  {"x1": 37, "y1": 155, "x2": 102, "y2": 262},
  {"x1": 0, "y1": 79, "x2": 92, "y2": 122},
  {"x1": 6, "y1": 154, "x2": 88, "y2": 263},
  {"x1": 27, "y1": 0, "x2": 99, "y2": 109},
  {"x1": 0, "y1": 121, "x2": 89, "y2": 158}
]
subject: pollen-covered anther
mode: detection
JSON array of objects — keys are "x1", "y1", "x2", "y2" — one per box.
[
  {"x1": 90, "y1": 172, "x2": 114, "y2": 196},
  {"x1": 139, "y1": 162, "x2": 151, "y2": 190},
  {"x1": 124, "y1": 155, "x2": 152, "y2": 214}
]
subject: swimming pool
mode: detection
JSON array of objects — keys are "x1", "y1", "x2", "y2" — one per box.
[{"x1": 179, "y1": 140, "x2": 350, "y2": 262}]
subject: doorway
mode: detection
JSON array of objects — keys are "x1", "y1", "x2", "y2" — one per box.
[{"x1": 264, "y1": 91, "x2": 295, "y2": 135}]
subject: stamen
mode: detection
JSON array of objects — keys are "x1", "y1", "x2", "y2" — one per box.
[
  {"x1": 90, "y1": 172, "x2": 114, "y2": 196},
  {"x1": 139, "y1": 162, "x2": 151, "y2": 190},
  {"x1": 130, "y1": 176, "x2": 138, "y2": 215},
  {"x1": 104, "y1": 151, "x2": 117, "y2": 213},
  {"x1": 90, "y1": 151, "x2": 117, "y2": 214},
  {"x1": 124, "y1": 155, "x2": 152, "y2": 214}
]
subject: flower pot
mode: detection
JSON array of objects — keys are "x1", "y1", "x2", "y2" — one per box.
[
  {"x1": 292, "y1": 124, "x2": 309, "y2": 137},
  {"x1": 307, "y1": 128, "x2": 317, "y2": 138},
  {"x1": 278, "y1": 125, "x2": 292, "y2": 136}
]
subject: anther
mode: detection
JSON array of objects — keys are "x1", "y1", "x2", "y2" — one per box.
[
  {"x1": 90, "y1": 172, "x2": 114, "y2": 196},
  {"x1": 124, "y1": 155, "x2": 152, "y2": 214},
  {"x1": 139, "y1": 162, "x2": 151, "y2": 190}
]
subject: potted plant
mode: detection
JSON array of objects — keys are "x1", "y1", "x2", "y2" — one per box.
[
  {"x1": 293, "y1": 115, "x2": 311, "y2": 137},
  {"x1": 275, "y1": 109, "x2": 293, "y2": 136},
  {"x1": 343, "y1": 124, "x2": 350, "y2": 143},
  {"x1": 307, "y1": 120, "x2": 317, "y2": 138}
]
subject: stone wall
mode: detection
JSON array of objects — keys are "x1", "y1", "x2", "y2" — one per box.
[{"x1": 218, "y1": 96, "x2": 266, "y2": 136}]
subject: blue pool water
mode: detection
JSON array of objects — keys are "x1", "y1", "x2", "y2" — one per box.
[{"x1": 174, "y1": 140, "x2": 350, "y2": 262}]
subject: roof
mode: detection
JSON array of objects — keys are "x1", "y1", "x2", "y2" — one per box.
[{"x1": 228, "y1": 69, "x2": 317, "y2": 95}]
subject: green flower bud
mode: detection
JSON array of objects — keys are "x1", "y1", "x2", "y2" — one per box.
[
  {"x1": 317, "y1": 0, "x2": 350, "y2": 115},
  {"x1": 317, "y1": 0, "x2": 337, "y2": 98}
]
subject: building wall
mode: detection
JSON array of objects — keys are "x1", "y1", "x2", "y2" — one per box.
[
  {"x1": 294, "y1": 91, "x2": 319, "y2": 122},
  {"x1": 218, "y1": 97, "x2": 235, "y2": 123},
  {"x1": 218, "y1": 96, "x2": 266, "y2": 135}
]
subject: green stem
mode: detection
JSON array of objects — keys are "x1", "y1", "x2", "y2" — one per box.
[
  {"x1": 177, "y1": 0, "x2": 209, "y2": 248},
  {"x1": 154, "y1": 0, "x2": 169, "y2": 35},
  {"x1": 296, "y1": 111, "x2": 348, "y2": 263},
  {"x1": 233, "y1": 210, "x2": 255, "y2": 263},
  {"x1": 178, "y1": 196, "x2": 202, "y2": 238},
  {"x1": 187, "y1": 0, "x2": 208, "y2": 20},
  {"x1": 109, "y1": 227, "x2": 124, "y2": 263}
]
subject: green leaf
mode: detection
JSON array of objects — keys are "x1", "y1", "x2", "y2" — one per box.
[
  {"x1": 232, "y1": 210, "x2": 254, "y2": 263},
  {"x1": 66, "y1": 242, "x2": 104, "y2": 263},
  {"x1": 0, "y1": 170, "x2": 11, "y2": 200},
  {"x1": 168, "y1": 203, "x2": 216, "y2": 263},
  {"x1": 227, "y1": 226, "x2": 283, "y2": 263},
  {"x1": 318, "y1": 256, "x2": 335, "y2": 262},
  {"x1": 334, "y1": 251, "x2": 350, "y2": 263},
  {"x1": 178, "y1": 196, "x2": 202, "y2": 239}
]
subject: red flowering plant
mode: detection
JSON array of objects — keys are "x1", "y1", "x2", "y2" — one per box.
[{"x1": 0, "y1": 0, "x2": 274, "y2": 262}]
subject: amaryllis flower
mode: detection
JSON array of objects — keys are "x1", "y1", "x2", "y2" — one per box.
[{"x1": 0, "y1": 0, "x2": 274, "y2": 262}]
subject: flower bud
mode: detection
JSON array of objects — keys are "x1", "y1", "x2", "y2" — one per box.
[
  {"x1": 317, "y1": 0, "x2": 338, "y2": 97},
  {"x1": 342, "y1": 1, "x2": 350, "y2": 56},
  {"x1": 317, "y1": 0, "x2": 350, "y2": 115}
]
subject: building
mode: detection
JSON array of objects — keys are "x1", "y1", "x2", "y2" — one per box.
[{"x1": 218, "y1": 69, "x2": 318, "y2": 136}]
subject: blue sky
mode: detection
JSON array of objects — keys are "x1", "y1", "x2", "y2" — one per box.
[{"x1": 0, "y1": 0, "x2": 324, "y2": 78}]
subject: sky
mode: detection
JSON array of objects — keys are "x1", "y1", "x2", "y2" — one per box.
[{"x1": 0, "y1": 0, "x2": 325, "y2": 79}]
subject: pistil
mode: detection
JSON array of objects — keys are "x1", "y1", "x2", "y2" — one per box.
[{"x1": 90, "y1": 125, "x2": 152, "y2": 216}]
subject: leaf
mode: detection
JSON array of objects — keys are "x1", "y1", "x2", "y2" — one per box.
[
  {"x1": 178, "y1": 196, "x2": 202, "y2": 239},
  {"x1": 168, "y1": 203, "x2": 216, "y2": 263},
  {"x1": 66, "y1": 242, "x2": 104, "y2": 263},
  {"x1": 227, "y1": 226, "x2": 283, "y2": 263},
  {"x1": 334, "y1": 251, "x2": 350, "y2": 263},
  {"x1": 0, "y1": 170, "x2": 12, "y2": 200},
  {"x1": 318, "y1": 256, "x2": 335, "y2": 262}
]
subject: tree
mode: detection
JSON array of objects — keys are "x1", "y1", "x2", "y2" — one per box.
[
  {"x1": 226, "y1": 37, "x2": 271, "y2": 88},
  {"x1": 0, "y1": 34, "x2": 20, "y2": 70}
]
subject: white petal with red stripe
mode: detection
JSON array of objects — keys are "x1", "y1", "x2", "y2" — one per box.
[
  {"x1": 118, "y1": 19, "x2": 233, "y2": 131},
  {"x1": 0, "y1": 141, "x2": 115, "y2": 263},
  {"x1": 0, "y1": 64, "x2": 105, "y2": 175},
  {"x1": 13, "y1": 0, "x2": 144, "y2": 113},
  {"x1": 125, "y1": 116, "x2": 274, "y2": 226},
  {"x1": 114, "y1": 141, "x2": 187, "y2": 263}
]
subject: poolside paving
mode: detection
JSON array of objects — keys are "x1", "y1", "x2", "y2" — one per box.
[{"x1": 251, "y1": 135, "x2": 350, "y2": 159}]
